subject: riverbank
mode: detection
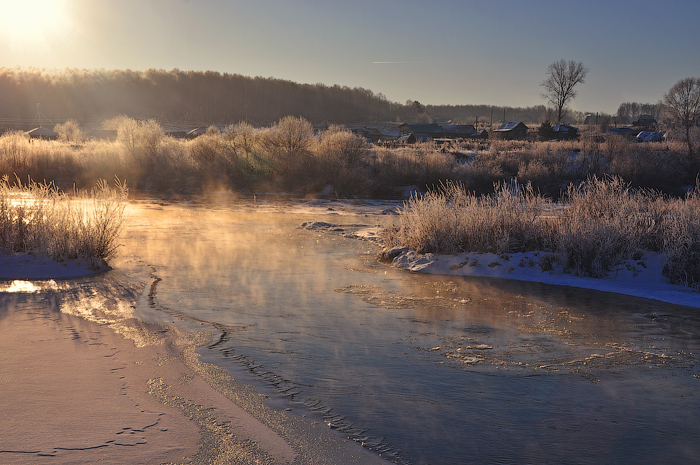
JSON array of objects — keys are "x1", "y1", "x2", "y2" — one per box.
[
  {"x1": 0, "y1": 253, "x2": 107, "y2": 279},
  {"x1": 388, "y1": 248, "x2": 700, "y2": 309},
  {"x1": 0, "y1": 257, "x2": 387, "y2": 464},
  {"x1": 302, "y1": 221, "x2": 700, "y2": 309}
]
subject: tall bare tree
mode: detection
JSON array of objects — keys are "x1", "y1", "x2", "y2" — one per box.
[
  {"x1": 540, "y1": 60, "x2": 589, "y2": 123},
  {"x1": 663, "y1": 77, "x2": 700, "y2": 158}
]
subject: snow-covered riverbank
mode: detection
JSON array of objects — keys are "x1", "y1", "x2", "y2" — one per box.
[
  {"x1": 0, "y1": 253, "x2": 108, "y2": 280},
  {"x1": 302, "y1": 221, "x2": 700, "y2": 309}
]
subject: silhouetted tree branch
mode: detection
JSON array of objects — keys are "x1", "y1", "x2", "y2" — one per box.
[
  {"x1": 540, "y1": 60, "x2": 589, "y2": 123},
  {"x1": 663, "y1": 77, "x2": 700, "y2": 158}
]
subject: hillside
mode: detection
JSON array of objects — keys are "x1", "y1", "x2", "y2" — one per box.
[{"x1": 0, "y1": 68, "x2": 548, "y2": 128}]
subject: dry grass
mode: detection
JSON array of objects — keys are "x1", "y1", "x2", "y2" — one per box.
[
  {"x1": 382, "y1": 180, "x2": 553, "y2": 255},
  {"x1": 0, "y1": 176, "x2": 128, "y2": 268},
  {"x1": 383, "y1": 176, "x2": 700, "y2": 288},
  {"x1": 1, "y1": 117, "x2": 698, "y2": 198}
]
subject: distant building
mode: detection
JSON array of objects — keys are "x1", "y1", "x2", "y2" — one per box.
[
  {"x1": 353, "y1": 123, "x2": 402, "y2": 143},
  {"x1": 583, "y1": 114, "x2": 597, "y2": 125},
  {"x1": 492, "y1": 121, "x2": 528, "y2": 140},
  {"x1": 397, "y1": 133, "x2": 432, "y2": 144},
  {"x1": 412, "y1": 133, "x2": 433, "y2": 142},
  {"x1": 398, "y1": 134, "x2": 416, "y2": 144},
  {"x1": 440, "y1": 124, "x2": 476, "y2": 139},
  {"x1": 398, "y1": 123, "x2": 444, "y2": 139},
  {"x1": 632, "y1": 114, "x2": 657, "y2": 129},
  {"x1": 187, "y1": 127, "x2": 207, "y2": 138},
  {"x1": 474, "y1": 129, "x2": 489, "y2": 139},
  {"x1": 553, "y1": 124, "x2": 579, "y2": 140},
  {"x1": 25, "y1": 127, "x2": 58, "y2": 140}
]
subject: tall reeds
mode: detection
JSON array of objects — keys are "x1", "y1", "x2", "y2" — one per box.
[
  {"x1": 382, "y1": 180, "x2": 552, "y2": 255},
  {"x1": 0, "y1": 176, "x2": 128, "y2": 268},
  {"x1": 383, "y1": 176, "x2": 700, "y2": 288}
]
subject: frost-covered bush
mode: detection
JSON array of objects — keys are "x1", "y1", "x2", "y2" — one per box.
[
  {"x1": 383, "y1": 176, "x2": 700, "y2": 287},
  {"x1": 0, "y1": 176, "x2": 128, "y2": 267},
  {"x1": 382, "y1": 180, "x2": 552, "y2": 255}
]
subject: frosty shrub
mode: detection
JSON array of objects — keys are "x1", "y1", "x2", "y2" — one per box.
[
  {"x1": 260, "y1": 116, "x2": 315, "y2": 180},
  {"x1": 104, "y1": 116, "x2": 164, "y2": 162},
  {"x1": 659, "y1": 182, "x2": 700, "y2": 288},
  {"x1": 382, "y1": 180, "x2": 552, "y2": 255},
  {"x1": 224, "y1": 122, "x2": 257, "y2": 155},
  {"x1": 55, "y1": 119, "x2": 85, "y2": 143},
  {"x1": 372, "y1": 146, "x2": 459, "y2": 194},
  {"x1": 314, "y1": 126, "x2": 372, "y2": 195},
  {"x1": 607, "y1": 143, "x2": 693, "y2": 193},
  {"x1": 0, "y1": 176, "x2": 128, "y2": 268},
  {"x1": 187, "y1": 132, "x2": 233, "y2": 163},
  {"x1": 555, "y1": 176, "x2": 652, "y2": 277},
  {"x1": 383, "y1": 176, "x2": 700, "y2": 287},
  {"x1": 0, "y1": 131, "x2": 30, "y2": 173},
  {"x1": 317, "y1": 126, "x2": 369, "y2": 166},
  {"x1": 0, "y1": 115, "x2": 696, "y2": 198}
]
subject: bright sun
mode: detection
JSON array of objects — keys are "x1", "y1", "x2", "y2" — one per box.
[{"x1": 0, "y1": 0, "x2": 70, "y2": 47}]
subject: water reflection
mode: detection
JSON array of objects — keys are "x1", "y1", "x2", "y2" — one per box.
[
  {"x1": 0, "y1": 270, "x2": 167, "y2": 348},
  {"x1": 20, "y1": 199, "x2": 698, "y2": 465}
]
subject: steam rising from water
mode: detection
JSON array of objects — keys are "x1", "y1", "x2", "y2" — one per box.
[{"x1": 5, "y1": 200, "x2": 699, "y2": 464}]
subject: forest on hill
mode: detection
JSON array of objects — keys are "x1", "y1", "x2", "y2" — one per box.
[{"x1": 0, "y1": 68, "x2": 550, "y2": 128}]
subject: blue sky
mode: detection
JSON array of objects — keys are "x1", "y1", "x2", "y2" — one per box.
[{"x1": 1, "y1": 0, "x2": 698, "y2": 114}]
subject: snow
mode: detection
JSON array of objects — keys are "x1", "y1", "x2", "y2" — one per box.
[
  {"x1": 302, "y1": 221, "x2": 700, "y2": 310},
  {"x1": 3, "y1": 198, "x2": 697, "y2": 310},
  {"x1": 391, "y1": 250, "x2": 699, "y2": 309},
  {"x1": 0, "y1": 253, "x2": 107, "y2": 281}
]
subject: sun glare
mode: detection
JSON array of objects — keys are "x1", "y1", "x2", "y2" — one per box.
[{"x1": 0, "y1": 0, "x2": 70, "y2": 48}]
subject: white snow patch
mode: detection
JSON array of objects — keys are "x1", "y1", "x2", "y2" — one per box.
[
  {"x1": 391, "y1": 249, "x2": 699, "y2": 309},
  {"x1": 301, "y1": 220, "x2": 700, "y2": 309},
  {"x1": 0, "y1": 253, "x2": 107, "y2": 281}
]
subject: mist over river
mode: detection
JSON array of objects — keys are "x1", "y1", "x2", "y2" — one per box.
[{"x1": 44, "y1": 198, "x2": 700, "y2": 464}]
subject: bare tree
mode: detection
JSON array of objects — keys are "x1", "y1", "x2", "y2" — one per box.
[
  {"x1": 663, "y1": 77, "x2": 700, "y2": 158},
  {"x1": 540, "y1": 60, "x2": 589, "y2": 123}
]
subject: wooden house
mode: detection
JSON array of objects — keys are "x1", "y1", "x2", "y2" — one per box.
[
  {"x1": 492, "y1": 121, "x2": 528, "y2": 140},
  {"x1": 440, "y1": 124, "x2": 476, "y2": 139},
  {"x1": 398, "y1": 123, "x2": 444, "y2": 139},
  {"x1": 25, "y1": 127, "x2": 58, "y2": 140},
  {"x1": 553, "y1": 124, "x2": 579, "y2": 140}
]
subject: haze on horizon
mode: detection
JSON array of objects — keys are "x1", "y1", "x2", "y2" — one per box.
[{"x1": 0, "y1": 0, "x2": 699, "y2": 115}]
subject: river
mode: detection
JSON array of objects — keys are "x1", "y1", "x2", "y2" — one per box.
[{"x1": 23, "y1": 198, "x2": 700, "y2": 464}]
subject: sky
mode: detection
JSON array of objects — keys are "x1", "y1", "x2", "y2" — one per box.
[{"x1": 1, "y1": 0, "x2": 699, "y2": 115}]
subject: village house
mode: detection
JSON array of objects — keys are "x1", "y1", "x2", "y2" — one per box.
[
  {"x1": 440, "y1": 124, "x2": 476, "y2": 139},
  {"x1": 492, "y1": 121, "x2": 528, "y2": 140},
  {"x1": 553, "y1": 123, "x2": 579, "y2": 140},
  {"x1": 25, "y1": 127, "x2": 58, "y2": 140},
  {"x1": 632, "y1": 114, "x2": 658, "y2": 130},
  {"x1": 398, "y1": 123, "x2": 444, "y2": 140}
]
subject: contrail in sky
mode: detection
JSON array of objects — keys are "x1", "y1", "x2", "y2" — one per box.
[{"x1": 372, "y1": 61, "x2": 423, "y2": 64}]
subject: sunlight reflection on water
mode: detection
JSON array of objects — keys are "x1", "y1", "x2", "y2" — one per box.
[{"x1": 2, "y1": 279, "x2": 57, "y2": 293}]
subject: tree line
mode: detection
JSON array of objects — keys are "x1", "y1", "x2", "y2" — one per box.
[
  {"x1": 0, "y1": 68, "x2": 394, "y2": 126},
  {"x1": 616, "y1": 102, "x2": 664, "y2": 121},
  {"x1": 1, "y1": 67, "x2": 565, "y2": 128}
]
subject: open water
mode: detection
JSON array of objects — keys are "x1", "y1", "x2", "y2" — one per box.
[{"x1": 16, "y1": 198, "x2": 700, "y2": 464}]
